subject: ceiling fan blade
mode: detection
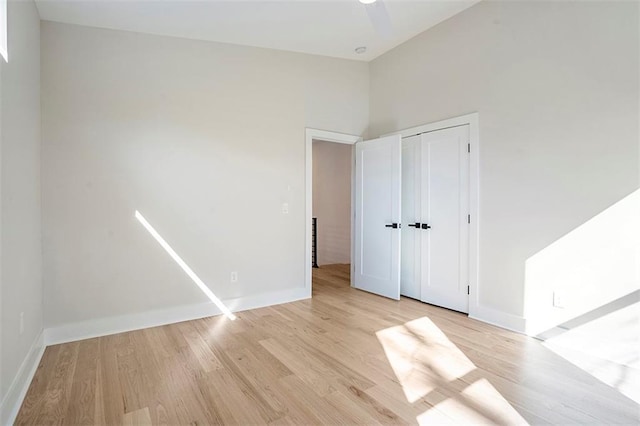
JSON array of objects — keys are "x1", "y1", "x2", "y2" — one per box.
[{"x1": 365, "y1": 0, "x2": 393, "y2": 39}]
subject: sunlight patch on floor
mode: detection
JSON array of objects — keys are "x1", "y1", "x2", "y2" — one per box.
[
  {"x1": 376, "y1": 316, "x2": 527, "y2": 425},
  {"x1": 542, "y1": 301, "x2": 640, "y2": 404},
  {"x1": 376, "y1": 317, "x2": 475, "y2": 402}
]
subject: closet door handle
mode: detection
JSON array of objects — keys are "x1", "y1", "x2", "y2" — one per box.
[
  {"x1": 408, "y1": 222, "x2": 421, "y2": 228},
  {"x1": 385, "y1": 223, "x2": 399, "y2": 229},
  {"x1": 421, "y1": 223, "x2": 431, "y2": 230}
]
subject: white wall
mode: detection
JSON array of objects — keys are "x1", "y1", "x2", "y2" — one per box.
[
  {"x1": 312, "y1": 140, "x2": 351, "y2": 265},
  {"x1": 525, "y1": 189, "x2": 639, "y2": 335},
  {"x1": 0, "y1": 0, "x2": 42, "y2": 420},
  {"x1": 369, "y1": 1, "x2": 639, "y2": 330},
  {"x1": 41, "y1": 22, "x2": 368, "y2": 331}
]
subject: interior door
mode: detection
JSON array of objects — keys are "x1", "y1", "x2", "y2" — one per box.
[
  {"x1": 400, "y1": 135, "x2": 421, "y2": 299},
  {"x1": 421, "y1": 125, "x2": 470, "y2": 313},
  {"x1": 354, "y1": 134, "x2": 402, "y2": 300}
]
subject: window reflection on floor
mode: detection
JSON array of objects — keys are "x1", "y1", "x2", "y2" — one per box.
[{"x1": 376, "y1": 317, "x2": 527, "y2": 424}]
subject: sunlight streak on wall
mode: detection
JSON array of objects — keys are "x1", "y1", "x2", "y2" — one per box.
[
  {"x1": 524, "y1": 189, "x2": 640, "y2": 336},
  {"x1": 135, "y1": 210, "x2": 236, "y2": 320}
]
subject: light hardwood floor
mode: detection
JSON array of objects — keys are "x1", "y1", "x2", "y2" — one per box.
[{"x1": 16, "y1": 264, "x2": 640, "y2": 425}]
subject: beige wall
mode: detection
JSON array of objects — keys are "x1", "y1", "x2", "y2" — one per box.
[
  {"x1": 0, "y1": 0, "x2": 42, "y2": 418},
  {"x1": 370, "y1": 1, "x2": 639, "y2": 330},
  {"x1": 312, "y1": 140, "x2": 351, "y2": 265},
  {"x1": 41, "y1": 22, "x2": 368, "y2": 329}
]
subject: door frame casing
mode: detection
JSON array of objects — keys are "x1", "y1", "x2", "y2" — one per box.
[
  {"x1": 383, "y1": 112, "x2": 480, "y2": 318},
  {"x1": 305, "y1": 129, "x2": 362, "y2": 297}
]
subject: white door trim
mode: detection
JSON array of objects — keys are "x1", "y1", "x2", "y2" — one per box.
[
  {"x1": 382, "y1": 112, "x2": 480, "y2": 319},
  {"x1": 305, "y1": 128, "x2": 362, "y2": 296}
]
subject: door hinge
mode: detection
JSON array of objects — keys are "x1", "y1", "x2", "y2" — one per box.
[
  {"x1": 467, "y1": 143, "x2": 470, "y2": 153},
  {"x1": 467, "y1": 285, "x2": 470, "y2": 295},
  {"x1": 467, "y1": 214, "x2": 470, "y2": 224}
]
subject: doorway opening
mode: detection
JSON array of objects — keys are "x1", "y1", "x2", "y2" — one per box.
[
  {"x1": 313, "y1": 139, "x2": 352, "y2": 268},
  {"x1": 305, "y1": 129, "x2": 360, "y2": 296}
]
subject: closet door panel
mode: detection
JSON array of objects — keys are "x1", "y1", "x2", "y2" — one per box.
[
  {"x1": 354, "y1": 135, "x2": 402, "y2": 300},
  {"x1": 400, "y1": 135, "x2": 421, "y2": 299},
  {"x1": 421, "y1": 126, "x2": 469, "y2": 313}
]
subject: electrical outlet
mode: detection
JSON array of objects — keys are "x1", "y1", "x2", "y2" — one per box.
[
  {"x1": 19, "y1": 312, "x2": 24, "y2": 335},
  {"x1": 230, "y1": 271, "x2": 238, "y2": 283},
  {"x1": 553, "y1": 291, "x2": 566, "y2": 309},
  {"x1": 282, "y1": 203, "x2": 289, "y2": 214}
]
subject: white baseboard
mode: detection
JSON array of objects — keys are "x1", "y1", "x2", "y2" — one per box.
[
  {"x1": 0, "y1": 331, "x2": 45, "y2": 426},
  {"x1": 469, "y1": 304, "x2": 526, "y2": 334},
  {"x1": 45, "y1": 286, "x2": 310, "y2": 346}
]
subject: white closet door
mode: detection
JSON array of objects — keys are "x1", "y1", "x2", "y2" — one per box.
[
  {"x1": 354, "y1": 135, "x2": 402, "y2": 300},
  {"x1": 421, "y1": 125, "x2": 470, "y2": 313},
  {"x1": 400, "y1": 135, "x2": 421, "y2": 299}
]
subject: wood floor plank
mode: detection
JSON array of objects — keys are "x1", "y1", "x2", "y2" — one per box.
[
  {"x1": 276, "y1": 375, "x2": 355, "y2": 425},
  {"x1": 15, "y1": 264, "x2": 640, "y2": 425},
  {"x1": 324, "y1": 389, "x2": 385, "y2": 425},
  {"x1": 223, "y1": 346, "x2": 291, "y2": 415},
  {"x1": 203, "y1": 368, "x2": 271, "y2": 425},
  {"x1": 99, "y1": 334, "x2": 126, "y2": 425},
  {"x1": 259, "y1": 337, "x2": 337, "y2": 397},
  {"x1": 93, "y1": 353, "x2": 106, "y2": 426},
  {"x1": 122, "y1": 407, "x2": 152, "y2": 426},
  {"x1": 365, "y1": 382, "x2": 454, "y2": 425},
  {"x1": 15, "y1": 345, "x2": 62, "y2": 426},
  {"x1": 128, "y1": 329, "x2": 179, "y2": 426},
  {"x1": 32, "y1": 341, "x2": 80, "y2": 425},
  {"x1": 63, "y1": 338, "x2": 100, "y2": 425},
  {"x1": 176, "y1": 321, "x2": 224, "y2": 372},
  {"x1": 154, "y1": 327, "x2": 218, "y2": 425},
  {"x1": 333, "y1": 382, "x2": 406, "y2": 425},
  {"x1": 115, "y1": 334, "x2": 151, "y2": 415}
]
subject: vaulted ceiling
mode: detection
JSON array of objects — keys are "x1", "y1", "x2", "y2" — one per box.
[{"x1": 35, "y1": 0, "x2": 480, "y2": 61}]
